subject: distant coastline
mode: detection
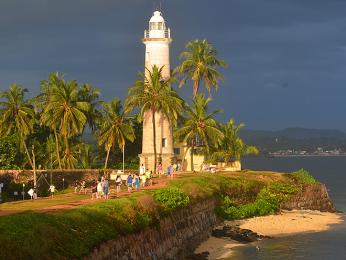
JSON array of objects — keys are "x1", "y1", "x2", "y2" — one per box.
[{"x1": 267, "y1": 154, "x2": 346, "y2": 158}]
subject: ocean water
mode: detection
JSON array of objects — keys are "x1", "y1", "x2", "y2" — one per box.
[{"x1": 228, "y1": 156, "x2": 346, "y2": 260}]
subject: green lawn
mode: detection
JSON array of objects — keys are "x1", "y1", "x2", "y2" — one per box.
[{"x1": 0, "y1": 192, "x2": 90, "y2": 214}]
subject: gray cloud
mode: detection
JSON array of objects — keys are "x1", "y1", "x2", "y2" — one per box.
[{"x1": 0, "y1": 0, "x2": 345, "y2": 130}]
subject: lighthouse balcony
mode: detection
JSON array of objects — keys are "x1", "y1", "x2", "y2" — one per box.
[{"x1": 144, "y1": 28, "x2": 171, "y2": 39}]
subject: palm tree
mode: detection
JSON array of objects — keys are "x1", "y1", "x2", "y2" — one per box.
[
  {"x1": 0, "y1": 84, "x2": 35, "y2": 168},
  {"x1": 39, "y1": 73, "x2": 65, "y2": 169},
  {"x1": 97, "y1": 98, "x2": 135, "y2": 169},
  {"x1": 175, "y1": 39, "x2": 226, "y2": 97},
  {"x1": 212, "y1": 119, "x2": 259, "y2": 163},
  {"x1": 174, "y1": 94, "x2": 224, "y2": 171},
  {"x1": 41, "y1": 77, "x2": 90, "y2": 169},
  {"x1": 78, "y1": 84, "x2": 102, "y2": 133},
  {"x1": 125, "y1": 65, "x2": 184, "y2": 174}
]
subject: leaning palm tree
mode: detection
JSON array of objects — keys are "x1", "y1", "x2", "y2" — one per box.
[
  {"x1": 174, "y1": 94, "x2": 224, "y2": 171},
  {"x1": 0, "y1": 84, "x2": 35, "y2": 168},
  {"x1": 41, "y1": 77, "x2": 90, "y2": 169},
  {"x1": 212, "y1": 119, "x2": 259, "y2": 163},
  {"x1": 125, "y1": 65, "x2": 184, "y2": 174},
  {"x1": 175, "y1": 39, "x2": 226, "y2": 97},
  {"x1": 97, "y1": 98, "x2": 135, "y2": 169}
]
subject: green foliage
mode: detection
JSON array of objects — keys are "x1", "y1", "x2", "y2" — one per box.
[
  {"x1": 0, "y1": 135, "x2": 20, "y2": 169},
  {"x1": 217, "y1": 182, "x2": 299, "y2": 220},
  {"x1": 291, "y1": 168, "x2": 318, "y2": 184},
  {"x1": 153, "y1": 188, "x2": 190, "y2": 211}
]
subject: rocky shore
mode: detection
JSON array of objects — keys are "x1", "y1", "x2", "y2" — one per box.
[{"x1": 195, "y1": 210, "x2": 343, "y2": 259}]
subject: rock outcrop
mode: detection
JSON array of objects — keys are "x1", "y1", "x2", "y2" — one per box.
[{"x1": 282, "y1": 183, "x2": 336, "y2": 212}]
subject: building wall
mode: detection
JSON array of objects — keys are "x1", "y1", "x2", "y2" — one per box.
[{"x1": 174, "y1": 143, "x2": 205, "y2": 172}]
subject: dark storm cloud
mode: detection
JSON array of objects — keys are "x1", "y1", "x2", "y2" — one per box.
[{"x1": 0, "y1": 0, "x2": 345, "y2": 130}]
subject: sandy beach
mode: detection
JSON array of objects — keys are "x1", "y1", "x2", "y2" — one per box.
[{"x1": 195, "y1": 210, "x2": 343, "y2": 259}]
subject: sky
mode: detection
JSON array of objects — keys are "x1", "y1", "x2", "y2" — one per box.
[{"x1": 0, "y1": 0, "x2": 345, "y2": 130}]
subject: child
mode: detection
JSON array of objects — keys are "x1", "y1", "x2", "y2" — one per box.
[
  {"x1": 48, "y1": 184, "x2": 55, "y2": 198},
  {"x1": 74, "y1": 181, "x2": 79, "y2": 193},
  {"x1": 79, "y1": 180, "x2": 86, "y2": 194},
  {"x1": 134, "y1": 174, "x2": 140, "y2": 192}
]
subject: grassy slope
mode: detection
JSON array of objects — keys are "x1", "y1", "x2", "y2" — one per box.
[{"x1": 0, "y1": 171, "x2": 306, "y2": 259}]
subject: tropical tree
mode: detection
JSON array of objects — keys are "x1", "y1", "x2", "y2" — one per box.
[
  {"x1": 0, "y1": 84, "x2": 35, "y2": 169},
  {"x1": 175, "y1": 39, "x2": 226, "y2": 97},
  {"x1": 97, "y1": 98, "x2": 135, "y2": 169},
  {"x1": 41, "y1": 76, "x2": 90, "y2": 169},
  {"x1": 78, "y1": 84, "x2": 102, "y2": 133},
  {"x1": 212, "y1": 119, "x2": 259, "y2": 163},
  {"x1": 125, "y1": 65, "x2": 184, "y2": 174},
  {"x1": 174, "y1": 94, "x2": 224, "y2": 171}
]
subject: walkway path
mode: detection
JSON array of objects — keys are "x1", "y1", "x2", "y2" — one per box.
[{"x1": 0, "y1": 176, "x2": 171, "y2": 217}]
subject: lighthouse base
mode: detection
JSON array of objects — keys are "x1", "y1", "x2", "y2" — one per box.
[{"x1": 139, "y1": 153, "x2": 175, "y2": 173}]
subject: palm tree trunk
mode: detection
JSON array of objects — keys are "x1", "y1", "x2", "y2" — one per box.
[
  {"x1": 152, "y1": 109, "x2": 157, "y2": 175},
  {"x1": 64, "y1": 134, "x2": 70, "y2": 168},
  {"x1": 193, "y1": 80, "x2": 199, "y2": 98},
  {"x1": 104, "y1": 147, "x2": 110, "y2": 169},
  {"x1": 181, "y1": 146, "x2": 188, "y2": 171},
  {"x1": 54, "y1": 129, "x2": 62, "y2": 169},
  {"x1": 21, "y1": 138, "x2": 33, "y2": 169},
  {"x1": 190, "y1": 142, "x2": 194, "y2": 172}
]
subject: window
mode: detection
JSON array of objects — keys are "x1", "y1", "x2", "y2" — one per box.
[
  {"x1": 162, "y1": 138, "x2": 167, "y2": 148},
  {"x1": 174, "y1": 148, "x2": 180, "y2": 155}
]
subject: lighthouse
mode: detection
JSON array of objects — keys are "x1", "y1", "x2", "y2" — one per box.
[{"x1": 139, "y1": 10, "x2": 174, "y2": 171}]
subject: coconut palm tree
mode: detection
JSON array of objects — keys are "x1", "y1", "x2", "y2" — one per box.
[
  {"x1": 78, "y1": 84, "x2": 102, "y2": 133},
  {"x1": 97, "y1": 98, "x2": 135, "y2": 169},
  {"x1": 125, "y1": 65, "x2": 184, "y2": 174},
  {"x1": 175, "y1": 39, "x2": 226, "y2": 97},
  {"x1": 41, "y1": 77, "x2": 90, "y2": 169},
  {"x1": 212, "y1": 119, "x2": 259, "y2": 163},
  {"x1": 0, "y1": 84, "x2": 35, "y2": 168},
  {"x1": 174, "y1": 94, "x2": 224, "y2": 171},
  {"x1": 39, "y1": 73, "x2": 65, "y2": 169}
]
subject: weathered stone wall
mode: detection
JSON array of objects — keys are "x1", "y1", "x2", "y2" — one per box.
[
  {"x1": 86, "y1": 200, "x2": 217, "y2": 260},
  {"x1": 282, "y1": 183, "x2": 336, "y2": 212}
]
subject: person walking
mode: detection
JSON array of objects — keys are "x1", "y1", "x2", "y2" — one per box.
[
  {"x1": 103, "y1": 177, "x2": 109, "y2": 199},
  {"x1": 48, "y1": 184, "x2": 55, "y2": 198},
  {"x1": 115, "y1": 175, "x2": 122, "y2": 196},
  {"x1": 134, "y1": 174, "x2": 140, "y2": 192},
  {"x1": 127, "y1": 174, "x2": 133, "y2": 193},
  {"x1": 97, "y1": 178, "x2": 103, "y2": 199},
  {"x1": 91, "y1": 180, "x2": 98, "y2": 199},
  {"x1": 79, "y1": 180, "x2": 86, "y2": 194},
  {"x1": 139, "y1": 164, "x2": 145, "y2": 175}
]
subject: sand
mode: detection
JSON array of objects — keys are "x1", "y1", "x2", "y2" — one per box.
[{"x1": 195, "y1": 210, "x2": 343, "y2": 259}]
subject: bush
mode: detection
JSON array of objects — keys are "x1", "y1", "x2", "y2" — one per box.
[
  {"x1": 153, "y1": 188, "x2": 190, "y2": 212},
  {"x1": 291, "y1": 169, "x2": 317, "y2": 184},
  {"x1": 217, "y1": 182, "x2": 299, "y2": 220}
]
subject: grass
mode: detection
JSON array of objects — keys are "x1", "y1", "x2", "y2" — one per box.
[
  {"x1": 0, "y1": 192, "x2": 89, "y2": 213},
  {"x1": 0, "y1": 170, "x2": 314, "y2": 259}
]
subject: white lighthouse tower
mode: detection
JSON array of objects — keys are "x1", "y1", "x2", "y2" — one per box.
[{"x1": 139, "y1": 10, "x2": 174, "y2": 171}]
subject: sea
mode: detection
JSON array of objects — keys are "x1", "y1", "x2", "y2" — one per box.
[{"x1": 227, "y1": 156, "x2": 346, "y2": 260}]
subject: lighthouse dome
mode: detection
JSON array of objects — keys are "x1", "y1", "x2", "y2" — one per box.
[{"x1": 149, "y1": 11, "x2": 166, "y2": 31}]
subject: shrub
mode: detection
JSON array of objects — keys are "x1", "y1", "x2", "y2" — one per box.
[
  {"x1": 217, "y1": 182, "x2": 299, "y2": 220},
  {"x1": 291, "y1": 169, "x2": 317, "y2": 184},
  {"x1": 153, "y1": 188, "x2": 190, "y2": 212}
]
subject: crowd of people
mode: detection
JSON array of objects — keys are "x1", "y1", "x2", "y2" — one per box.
[{"x1": 70, "y1": 162, "x2": 181, "y2": 199}]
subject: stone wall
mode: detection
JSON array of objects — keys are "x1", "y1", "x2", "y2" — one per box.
[
  {"x1": 86, "y1": 200, "x2": 217, "y2": 260},
  {"x1": 282, "y1": 183, "x2": 336, "y2": 212},
  {"x1": 86, "y1": 183, "x2": 336, "y2": 260}
]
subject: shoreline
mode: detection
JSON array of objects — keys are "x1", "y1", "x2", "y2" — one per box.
[{"x1": 195, "y1": 210, "x2": 344, "y2": 259}]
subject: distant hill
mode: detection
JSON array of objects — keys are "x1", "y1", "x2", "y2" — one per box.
[{"x1": 240, "y1": 128, "x2": 346, "y2": 152}]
